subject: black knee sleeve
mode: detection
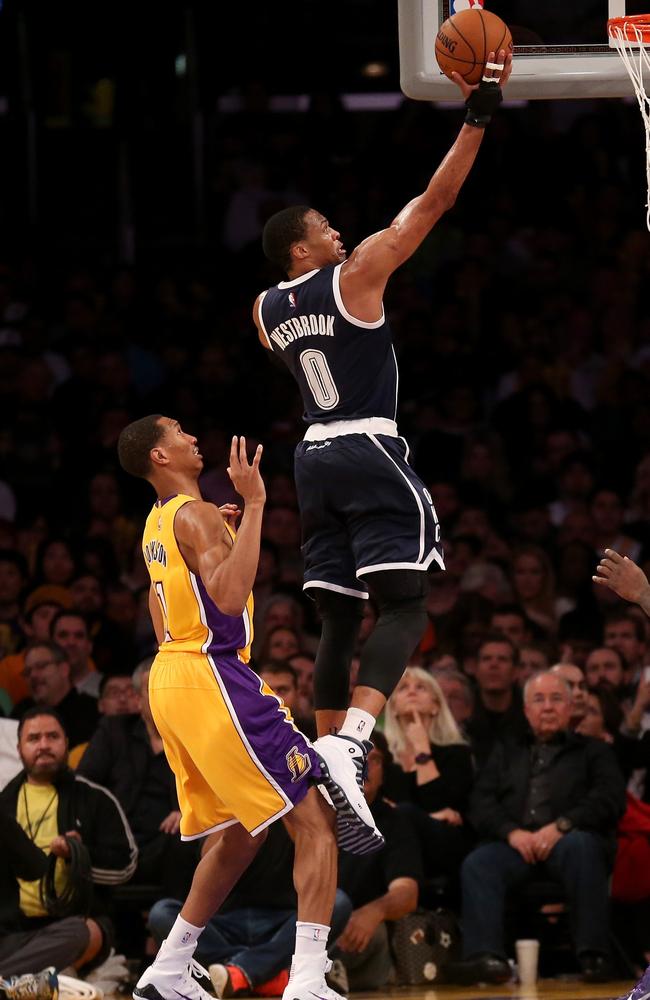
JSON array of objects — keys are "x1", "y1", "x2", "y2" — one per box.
[
  {"x1": 357, "y1": 570, "x2": 429, "y2": 698},
  {"x1": 312, "y1": 589, "x2": 364, "y2": 711}
]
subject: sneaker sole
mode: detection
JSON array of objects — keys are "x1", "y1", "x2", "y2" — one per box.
[{"x1": 315, "y1": 753, "x2": 384, "y2": 855}]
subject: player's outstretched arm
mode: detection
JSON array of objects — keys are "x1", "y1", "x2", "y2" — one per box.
[
  {"x1": 341, "y1": 51, "x2": 512, "y2": 301},
  {"x1": 593, "y1": 548, "x2": 650, "y2": 617},
  {"x1": 175, "y1": 437, "x2": 266, "y2": 616}
]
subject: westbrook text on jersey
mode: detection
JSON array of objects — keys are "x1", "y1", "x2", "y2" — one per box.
[
  {"x1": 269, "y1": 313, "x2": 335, "y2": 350},
  {"x1": 259, "y1": 264, "x2": 398, "y2": 425}
]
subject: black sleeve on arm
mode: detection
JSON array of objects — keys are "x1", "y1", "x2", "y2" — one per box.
[
  {"x1": 563, "y1": 741, "x2": 627, "y2": 832},
  {"x1": 76, "y1": 778, "x2": 138, "y2": 884},
  {"x1": 467, "y1": 742, "x2": 518, "y2": 841},
  {"x1": 0, "y1": 806, "x2": 48, "y2": 881},
  {"x1": 412, "y1": 744, "x2": 474, "y2": 812}
]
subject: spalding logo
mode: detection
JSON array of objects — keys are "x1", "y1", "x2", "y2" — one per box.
[{"x1": 437, "y1": 30, "x2": 457, "y2": 53}]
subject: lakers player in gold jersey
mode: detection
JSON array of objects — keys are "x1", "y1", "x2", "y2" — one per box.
[{"x1": 117, "y1": 415, "x2": 377, "y2": 1000}]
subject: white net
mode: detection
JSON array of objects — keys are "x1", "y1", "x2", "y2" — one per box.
[{"x1": 609, "y1": 16, "x2": 650, "y2": 230}]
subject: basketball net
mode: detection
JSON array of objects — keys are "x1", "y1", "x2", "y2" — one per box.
[{"x1": 608, "y1": 15, "x2": 650, "y2": 230}]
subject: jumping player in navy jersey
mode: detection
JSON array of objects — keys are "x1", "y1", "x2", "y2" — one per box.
[{"x1": 253, "y1": 56, "x2": 512, "y2": 787}]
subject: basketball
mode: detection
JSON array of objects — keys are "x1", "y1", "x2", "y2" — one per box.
[{"x1": 435, "y1": 8, "x2": 513, "y2": 86}]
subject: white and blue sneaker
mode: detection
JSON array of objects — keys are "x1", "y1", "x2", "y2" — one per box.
[{"x1": 313, "y1": 733, "x2": 384, "y2": 855}]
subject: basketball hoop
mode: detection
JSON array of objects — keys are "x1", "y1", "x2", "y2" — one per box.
[{"x1": 608, "y1": 15, "x2": 650, "y2": 230}]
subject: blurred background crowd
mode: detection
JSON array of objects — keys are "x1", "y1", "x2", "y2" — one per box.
[{"x1": 2, "y1": 0, "x2": 650, "y2": 992}]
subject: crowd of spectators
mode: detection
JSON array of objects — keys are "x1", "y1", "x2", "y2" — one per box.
[{"x1": 3, "y1": 85, "x2": 650, "y2": 991}]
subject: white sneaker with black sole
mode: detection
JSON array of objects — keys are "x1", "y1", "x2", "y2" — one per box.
[
  {"x1": 281, "y1": 956, "x2": 346, "y2": 1000},
  {"x1": 133, "y1": 955, "x2": 212, "y2": 1000},
  {"x1": 313, "y1": 733, "x2": 384, "y2": 855}
]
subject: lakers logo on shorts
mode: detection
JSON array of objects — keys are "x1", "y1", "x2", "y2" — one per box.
[{"x1": 286, "y1": 746, "x2": 312, "y2": 783}]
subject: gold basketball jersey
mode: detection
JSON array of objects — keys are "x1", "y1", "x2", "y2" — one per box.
[{"x1": 143, "y1": 494, "x2": 253, "y2": 661}]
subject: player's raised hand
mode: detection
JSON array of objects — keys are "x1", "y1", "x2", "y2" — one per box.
[
  {"x1": 593, "y1": 548, "x2": 649, "y2": 605},
  {"x1": 227, "y1": 436, "x2": 266, "y2": 507},
  {"x1": 451, "y1": 48, "x2": 513, "y2": 100}
]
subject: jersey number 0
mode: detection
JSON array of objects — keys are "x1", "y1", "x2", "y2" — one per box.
[{"x1": 299, "y1": 349, "x2": 340, "y2": 410}]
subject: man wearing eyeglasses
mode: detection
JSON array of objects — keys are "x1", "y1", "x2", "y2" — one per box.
[{"x1": 10, "y1": 643, "x2": 98, "y2": 753}]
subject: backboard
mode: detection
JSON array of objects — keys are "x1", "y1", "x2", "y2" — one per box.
[{"x1": 398, "y1": 0, "x2": 647, "y2": 100}]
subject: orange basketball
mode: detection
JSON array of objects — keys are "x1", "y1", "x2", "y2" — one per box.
[{"x1": 435, "y1": 8, "x2": 512, "y2": 86}]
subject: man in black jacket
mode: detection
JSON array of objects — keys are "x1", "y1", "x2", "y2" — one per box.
[
  {"x1": 78, "y1": 664, "x2": 197, "y2": 899},
  {"x1": 451, "y1": 670, "x2": 625, "y2": 986},
  {"x1": 465, "y1": 634, "x2": 529, "y2": 768},
  {"x1": 0, "y1": 706, "x2": 137, "y2": 977}
]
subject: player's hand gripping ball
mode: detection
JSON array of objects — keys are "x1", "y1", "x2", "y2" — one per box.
[{"x1": 436, "y1": 8, "x2": 513, "y2": 85}]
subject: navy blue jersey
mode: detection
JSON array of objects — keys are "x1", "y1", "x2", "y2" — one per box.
[{"x1": 258, "y1": 263, "x2": 399, "y2": 424}]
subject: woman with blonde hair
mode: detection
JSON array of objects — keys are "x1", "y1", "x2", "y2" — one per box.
[{"x1": 382, "y1": 667, "x2": 474, "y2": 878}]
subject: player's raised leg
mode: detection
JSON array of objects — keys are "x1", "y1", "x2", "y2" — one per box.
[{"x1": 312, "y1": 569, "x2": 428, "y2": 786}]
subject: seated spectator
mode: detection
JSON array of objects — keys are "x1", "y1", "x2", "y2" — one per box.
[
  {"x1": 0, "y1": 588, "x2": 71, "y2": 710},
  {"x1": 69, "y1": 575, "x2": 137, "y2": 675},
  {"x1": 518, "y1": 642, "x2": 553, "y2": 686},
  {"x1": 450, "y1": 671, "x2": 625, "y2": 985},
  {"x1": 149, "y1": 823, "x2": 352, "y2": 999},
  {"x1": 257, "y1": 661, "x2": 316, "y2": 740},
  {"x1": 333, "y1": 734, "x2": 421, "y2": 991},
  {"x1": 259, "y1": 626, "x2": 301, "y2": 663},
  {"x1": 11, "y1": 642, "x2": 98, "y2": 752},
  {"x1": 382, "y1": 668, "x2": 474, "y2": 877},
  {"x1": 489, "y1": 604, "x2": 533, "y2": 649},
  {"x1": 591, "y1": 487, "x2": 642, "y2": 563},
  {"x1": 510, "y1": 545, "x2": 558, "y2": 636},
  {"x1": 50, "y1": 612, "x2": 101, "y2": 699},
  {"x1": 287, "y1": 654, "x2": 315, "y2": 718},
  {"x1": 577, "y1": 686, "x2": 623, "y2": 744},
  {"x1": 0, "y1": 707, "x2": 137, "y2": 978},
  {"x1": 97, "y1": 674, "x2": 139, "y2": 717},
  {"x1": 604, "y1": 610, "x2": 646, "y2": 685},
  {"x1": 430, "y1": 668, "x2": 474, "y2": 728},
  {"x1": 584, "y1": 646, "x2": 627, "y2": 698},
  {"x1": 550, "y1": 662, "x2": 588, "y2": 729},
  {"x1": 77, "y1": 663, "x2": 197, "y2": 900},
  {"x1": 465, "y1": 633, "x2": 528, "y2": 767},
  {"x1": 33, "y1": 539, "x2": 77, "y2": 589},
  {"x1": 459, "y1": 561, "x2": 512, "y2": 606},
  {"x1": 69, "y1": 575, "x2": 104, "y2": 619}
]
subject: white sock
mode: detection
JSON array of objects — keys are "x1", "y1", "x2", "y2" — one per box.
[
  {"x1": 291, "y1": 922, "x2": 330, "y2": 980},
  {"x1": 339, "y1": 707, "x2": 375, "y2": 740},
  {"x1": 163, "y1": 915, "x2": 204, "y2": 953}
]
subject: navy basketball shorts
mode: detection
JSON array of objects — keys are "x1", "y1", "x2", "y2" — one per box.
[{"x1": 294, "y1": 432, "x2": 445, "y2": 599}]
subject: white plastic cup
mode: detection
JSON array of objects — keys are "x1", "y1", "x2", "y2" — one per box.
[{"x1": 515, "y1": 939, "x2": 540, "y2": 986}]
